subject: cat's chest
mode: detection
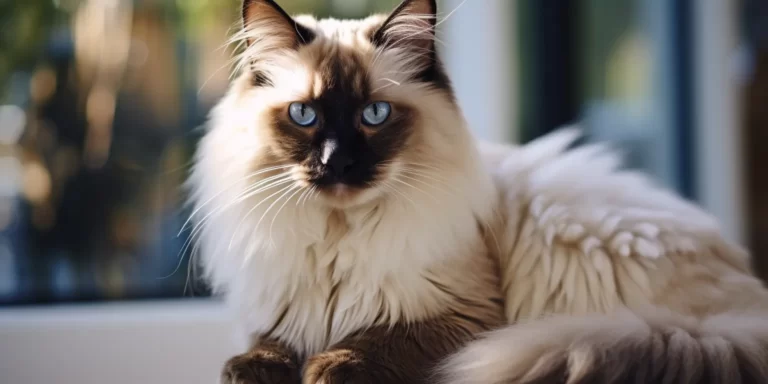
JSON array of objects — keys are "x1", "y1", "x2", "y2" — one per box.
[{"x1": 230, "y1": 213, "x2": 448, "y2": 355}]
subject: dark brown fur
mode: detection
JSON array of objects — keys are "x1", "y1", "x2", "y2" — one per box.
[
  {"x1": 303, "y1": 312, "x2": 500, "y2": 384},
  {"x1": 223, "y1": 306, "x2": 504, "y2": 384},
  {"x1": 223, "y1": 339, "x2": 302, "y2": 384}
]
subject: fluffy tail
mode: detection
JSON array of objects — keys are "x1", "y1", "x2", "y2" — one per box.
[{"x1": 438, "y1": 309, "x2": 768, "y2": 384}]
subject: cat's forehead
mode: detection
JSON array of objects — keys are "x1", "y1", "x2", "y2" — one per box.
[
  {"x1": 304, "y1": 44, "x2": 369, "y2": 102},
  {"x1": 259, "y1": 14, "x2": 421, "y2": 103},
  {"x1": 281, "y1": 15, "x2": 388, "y2": 100}
]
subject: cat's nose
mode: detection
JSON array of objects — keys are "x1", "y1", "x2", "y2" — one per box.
[
  {"x1": 326, "y1": 152, "x2": 355, "y2": 178},
  {"x1": 321, "y1": 139, "x2": 355, "y2": 178}
]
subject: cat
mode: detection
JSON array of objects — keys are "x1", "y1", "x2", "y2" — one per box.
[{"x1": 187, "y1": 0, "x2": 768, "y2": 383}]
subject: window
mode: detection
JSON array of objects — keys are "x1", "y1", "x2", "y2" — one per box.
[
  {"x1": 0, "y1": 0, "x2": 400, "y2": 306},
  {"x1": 514, "y1": 0, "x2": 694, "y2": 197}
]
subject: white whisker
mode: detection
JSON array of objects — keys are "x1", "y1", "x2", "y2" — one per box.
[
  {"x1": 227, "y1": 181, "x2": 296, "y2": 250},
  {"x1": 269, "y1": 186, "x2": 305, "y2": 247},
  {"x1": 380, "y1": 181, "x2": 418, "y2": 211},
  {"x1": 186, "y1": 172, "x2": 294, "y2": 240},
  {"x1": 402, "y1": 161, "x2": 447, "y2": 174},
  {"x1": 296, "y1": 186, "x2": 312, "y2": 207},
  {"x1": 371, "y1": 77, "x2": 403, "y2": 93},
  {"x1": 399, "y1": 169, "x2": 456, "y2": 195},
  {"x1": 254, "y1": 184, "x2": 300, "y2": 248},
  {"x1": 182, "y1": 176, "x2": 293, "y2": 269},
  {"x1": 180, "y1": 164, "x2": 292, "y2": 235},
  {"x1": 393, "y1": 177, "x2": 439, "y2": 203},
  {"x1": 398, "y1": 172, "x2": 457, "y2": 200}
]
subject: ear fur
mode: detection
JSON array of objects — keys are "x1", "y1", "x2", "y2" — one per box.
[
  {"x1": 372, "y1": 0, "x2": 438, "y2": 65},
  {"x1": 239, "y1": 0, "x2": 314, "y2": 86},
  {"x1": 241, "y1": 0, "x2": 314, "y2": 49}
]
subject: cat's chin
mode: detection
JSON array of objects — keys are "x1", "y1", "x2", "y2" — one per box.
[{"x1": 314, "y1": 183, "x2": 382, "y2": 209}]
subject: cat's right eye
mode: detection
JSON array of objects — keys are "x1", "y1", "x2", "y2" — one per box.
[{"x1": 288, "y1": 102, "x2": 318, "y2": 127}]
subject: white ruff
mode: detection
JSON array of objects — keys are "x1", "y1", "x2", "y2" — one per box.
[{"x1": 189, "y1": 89, "x2": 495, "y2": 356}]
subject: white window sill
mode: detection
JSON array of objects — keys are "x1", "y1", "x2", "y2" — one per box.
[{"x1": 0, "y1": 299, "x2": 240, "y2": 384}]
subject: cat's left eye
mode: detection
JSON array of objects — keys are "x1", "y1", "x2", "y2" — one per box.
[
  {"x1": 361, "y1": 102, "x2": 392, "y2": 126},
  {"x1": 288, "y1": 102, "x2": 318, "y2": 127}
]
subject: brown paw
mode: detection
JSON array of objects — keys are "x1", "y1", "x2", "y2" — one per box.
[
  {"x1": 303, "y1": 349, "x2": 375, "y2": 384},
  {"x1": 221, "y1": 349, "x2": 301, "y2": 384}
]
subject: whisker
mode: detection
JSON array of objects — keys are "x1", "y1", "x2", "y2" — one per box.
[
  {"x1": 311, "y1": 185, "x2": 321, "y2": 202},
  {"x1": 160, "y1": 229, "x2": 199, "y2": 281},
  {"x1": 402, "y1": 161, "x2": 448, "y2": 174},
  {"x1": 181, "y1": 173, "x2": 294, "y2": 249},
  {"x1": 227, "y1": 181, "x2": 296, "y2": 250},
  {"x1": 269, "y1": 185, "x2": 305, "y2": 248},
  {"x1": 392, "y1": 177, "x2": 439, "y2": 203},
  {"x1": 253, "y1": 184, "x2": 300, "y2": 248},
  {"x1": 299, "y1": 185, "x2": 319, "y2": 208},
  {"x1": 371, "y1": 77, "x2": 403, "y2": 93},
  {"x1": 179, "y1": 164, "x2": 292, "y2": 235},
  {"x1": 398, "y1": 166, "x2": 452, "y2": 184},
  {"x1": 435, "y1": 0, "x2": 468, "y2": 29},
  {"x1": 380, "y1": 181, "x2": 418, "y2": 211},
  {"x1": 178, "y1": 175, "x2": 295, "y2": 274},
  {"x1": 296, "y1": 186, "x2": 312, "y2": 207},
  {"x1": 398, "y1": 172, "x2": 458, "y2": 200}
]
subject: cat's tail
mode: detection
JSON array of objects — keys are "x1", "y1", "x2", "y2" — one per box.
[{"x1": 438, "y1": 308, "x2": 768, "y2": 384}]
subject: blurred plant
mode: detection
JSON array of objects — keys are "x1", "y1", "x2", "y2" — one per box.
[{"x1": 0, "y1": 0, "x2": 62, "y2": 102}]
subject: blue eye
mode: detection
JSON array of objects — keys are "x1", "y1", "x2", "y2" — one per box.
[
  {"x1": 288, "y1": 102, "x2": 317, "y2": 127},
  {"x1": 361, "y1": 102, "x2": 391, "y2": 126}
]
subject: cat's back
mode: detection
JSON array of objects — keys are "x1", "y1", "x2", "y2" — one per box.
[{"x1": 481, "y1": 128, "x2": 768, "y2": 323}]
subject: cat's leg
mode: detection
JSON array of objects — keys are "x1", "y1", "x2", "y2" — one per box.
[
  {"x1": 222, "y1": 338, "x2": 302, "y2": 384},
  {"x1": 303, "y1": 314, "x2": 489, "y2": 384}
]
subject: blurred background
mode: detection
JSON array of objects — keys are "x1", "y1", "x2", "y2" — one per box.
[{"x1": 0, "y1": 0, "x2": 766, "y2": 383}]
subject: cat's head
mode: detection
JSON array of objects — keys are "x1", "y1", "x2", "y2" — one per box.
[{"x1": 216, "y1": 0, "x2": 481, "y2": 208}]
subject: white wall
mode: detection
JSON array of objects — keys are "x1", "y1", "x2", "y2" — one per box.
[
  {"x1": 442, "y1": 0, "x2": 517, "y2": 143},
  {"x1": 694, "y1": 0, "x2": 746, "y2": 244}
]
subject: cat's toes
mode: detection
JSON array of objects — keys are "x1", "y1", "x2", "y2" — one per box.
[
  {"x1": 303, "y1": 349, "x2": 374, "y2": 384},
  {"x1": 221, "y1": 350, "x2": 301, "y2": 384}
]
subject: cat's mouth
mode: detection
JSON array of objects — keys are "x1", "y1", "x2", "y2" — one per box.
[
  {"x1": 297, "y1": 167, "x2": 385, "y2": 207},
  {"x1": 308, "y1": 182, "x2": 379, "y2": 208}
]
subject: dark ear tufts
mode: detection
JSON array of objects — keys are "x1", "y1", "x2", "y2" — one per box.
[
  {"x1": 372, "y1": 0, "x2": 451, "y2": 91},
  {"x1": 241, "y1": 0, "x2": 315, "y2": 48},
  {"x1": 371, "y1": 0, "x2": 438, "y2": 73},
  {"x1": 250, "y1": 70, "x2": 274, "y2": 87},
  {"x1": 372, "y1": 0, "x2": 437, "y2": 49}
]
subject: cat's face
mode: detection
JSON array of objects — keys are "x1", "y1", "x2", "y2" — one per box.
[{"x1": 229, "y1": 0, "x2": 462, "y2": 207}]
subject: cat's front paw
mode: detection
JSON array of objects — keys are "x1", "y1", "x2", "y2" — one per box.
[
  {"x1": 303, "y1": 349, "x2": 374, "y2": 384},
  {"x1": 221, "y1": 349, "x2": 301, "y2": 384}
]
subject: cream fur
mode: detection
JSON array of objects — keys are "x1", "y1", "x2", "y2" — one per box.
[
  {"x1": 441, "y1": 308, "x2": 768, "y2": 383},
  {"x1": 190, "y1": 6, "x2": 768, "y2": 383},
  {"x1": 440, "y1": 129, "x2": 768, "y2": 383}
]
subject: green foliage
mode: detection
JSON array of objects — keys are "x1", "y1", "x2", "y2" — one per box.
[
  {"x1": 0, "y1": 0, "x2": 402, "y2": 102},
  {"x1": 0, "y1": 0, "x2": 62, "y2": 102}
]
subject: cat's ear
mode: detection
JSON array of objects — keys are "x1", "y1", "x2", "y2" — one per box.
[
  {"x1": 372, "y1": 0, "x2": 438, "y2": 63},
  {"x1": 241, "y1": 0, "x2": 314, "y2": 49}
]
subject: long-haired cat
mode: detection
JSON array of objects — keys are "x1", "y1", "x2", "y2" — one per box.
[{"x1": 188, "y1": 0, "x2": 768, "y2": 383}]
